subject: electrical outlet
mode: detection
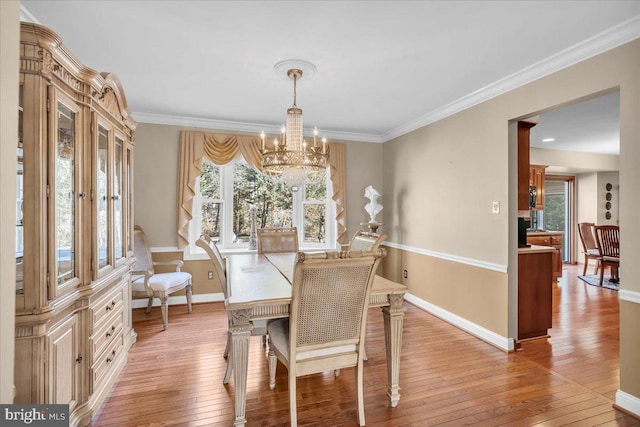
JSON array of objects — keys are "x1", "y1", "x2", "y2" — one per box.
[
  {"x1": 208, "y1": 271, "x2": 214, "y2": 280},
  {"x1": 492, "y1": 201, "x2": 500, "y2": 214},
  {"x1": 403, "y1": 269, "x2": 408, "y2": 279}
]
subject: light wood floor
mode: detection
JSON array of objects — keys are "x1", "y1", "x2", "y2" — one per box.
[{"x1": 93, "y1": 264, "x2": 639, "y2": 426}]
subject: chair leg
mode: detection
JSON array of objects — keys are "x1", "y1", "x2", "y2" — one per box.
[
  {"x1": 160, "y1": 296, "x2": 169, "y2": 330},
  {"x1": 594, "y1": 259, "x2": 600, "y2": 275},
  {"x1": 145, "y1": 296, "x2": 154, "y2": 314},
  {"x1": 186, "y1": 284, "x2": 193, "y2": 314},
  {"x1": 583, "y1": 255, "x2": 588, "y2": 276},
  {"x1": 289, "y1": 372, "x2": 297, "y2": 427},
  {"x1": 599, "y1": 264, "x2": 605, "y2": 287},
  {"x1": 223, "y1": 332, "x2": 231, "y2": 359},
  {"x1": 356, "y1": 360, "x2": 365, "y2": 426},
  {"x1": 268, "y1": 348, "x2": 277, "y2": 390},
  {"x1": 223, "y1": 351, "x2": 233, "y2": 385},
  {"x1": 363, "y1": 348, "x2": 368, "y2": 361}
]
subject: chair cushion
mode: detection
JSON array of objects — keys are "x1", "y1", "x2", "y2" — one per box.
[
  {"x1": 268, "y1": 318, "x2": 357, "y2": 363},
  {"x1": 602, "y1": 256, "x2": 619, "y2": 263},
  {"x1": 132, "y1": 271, "x2": 192, "y2": 293},
  {"x1": 586, "y1": 249, "x2": 600, "y2": 256}
]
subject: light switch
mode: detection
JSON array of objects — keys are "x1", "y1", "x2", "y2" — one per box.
[{"x1": 492, "y1": 201, "x2": 500, "y2": 214}]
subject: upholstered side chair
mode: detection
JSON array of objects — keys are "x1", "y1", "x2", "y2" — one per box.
[
  {"x1": 196, "y1": 234, "x2": 268, "y2": 384},
  {"x1": 267, "y1": 249, "x2": 385, "y2": 426},
  {"x1": 131, "y1": 225, "x2": 192, "y2": 330},
  {"x1": 257, "y1": 227, "x2": 299, "y2": 253},
  {"x1": 348, "y1": 230, "x2": 387, "y2": 252}
]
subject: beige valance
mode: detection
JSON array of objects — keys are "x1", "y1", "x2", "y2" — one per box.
[{"x1": 177, "y1": 130, "x2": 347, "y2": 248}]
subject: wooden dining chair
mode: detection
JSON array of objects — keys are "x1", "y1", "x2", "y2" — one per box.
[
  {"x1": 267, "y1": 249, "x2": 385, "y2": 426},
  {"x1": 132, "y1": 225, "x2": 192, "y2": 330},
  {"x1": 348, "y1": 230, "x2": 387, "y2": 252},
  {"x1": 577, "y1": 222, "x2": 601, "y2": 276},
  {"x1": 257, "y1": 227, "x2": 299, "y2": 253},
  {"x1": 594, "y1": 225, "x2": 620, "y2": 286},
  {"x1": 196, "y1": 234, "x2": 268, "y2": 384}
]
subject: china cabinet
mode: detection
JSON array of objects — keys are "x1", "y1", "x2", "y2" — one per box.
[{"x1": 15, "y1": 23, "x2": 137, "y2": 426}]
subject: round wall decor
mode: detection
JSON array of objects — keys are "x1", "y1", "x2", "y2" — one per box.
[
  {"x1": 606, "y1": 192, "x2": 612, "y2": 201},
  {"x1": 606, "y1": 183, "x2": 613, "y2": 191}
]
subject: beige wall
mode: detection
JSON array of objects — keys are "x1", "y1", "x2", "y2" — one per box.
[
  {"x1": 133, "y1": 123, "x2": 383, "y2": 247},
  {"x1": 1, "y1": 0, "x2": 19, "y2": 403},
  {"x1": 382, "y1": 39, "x2": 640, "y2": 402}
]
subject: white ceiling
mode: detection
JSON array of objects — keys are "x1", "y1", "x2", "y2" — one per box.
[{"x1": 21, "y1": 1, "x2": 640, "y2": 148}]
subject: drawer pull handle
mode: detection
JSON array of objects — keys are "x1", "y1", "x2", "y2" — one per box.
[
  {"x1": 75, "y1": 355, "x2": 83, "y2": 363},
  {"x1": 105, "y1": 301, "x2": 116, "y2": 312},
  {"x1": 106, "y1": 326, "x2": 115, "y2": 338},
  {"x1": 106, "y1": 349, "x2": 116, "y2": 363}
]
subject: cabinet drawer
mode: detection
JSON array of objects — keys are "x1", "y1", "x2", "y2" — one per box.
[
  {"x1": 92, "y1": 330, "x2": 124, "y2": 390},
  {"x1": 551, "y1": 235, "x2": 563, "y2": 245},
  {"x1": 91, "y1": 284, "x2": 125, "y2": 330},
  {"x1": 528, "y1": 236, "x2": 551, "y2": 246},
  {"x1": 91, "y1": 308, "x2": 124, "y2": 361}
]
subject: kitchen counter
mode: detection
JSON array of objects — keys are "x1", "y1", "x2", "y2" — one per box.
[
  {"x1": 527, "y1": 231, "x2": 563, "y2": 280},
  {"x1": 518, "y1": 244, "x2": 555, "y2": 254},
  {"x1": 527, "y1": 230, "x2": 563, "y2": 236}
]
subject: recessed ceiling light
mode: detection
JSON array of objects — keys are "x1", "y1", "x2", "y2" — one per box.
[{"x1": 542, "y1": 138, "x2": 555, "y2": 142}]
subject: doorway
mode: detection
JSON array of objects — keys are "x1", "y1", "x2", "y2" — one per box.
[{"x1": 544, "y1": 175, "x2": 575, "y2": 263}]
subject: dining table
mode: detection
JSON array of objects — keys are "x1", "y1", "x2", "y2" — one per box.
[{"x1": 225, "y1": 252, "x2": 408, "y2": 426}]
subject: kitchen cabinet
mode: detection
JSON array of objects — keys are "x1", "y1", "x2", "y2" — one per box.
[
  {"x1": 529, "y1": 164, "x2": 547, "y2": 210},
  {"x1": 518, "y1": 247, "x2": 553, "y2": 340},
  {"x1": 517, "y1": 121, "x2": 536, "y2": 211},
  {"x1": 14, "y1": 23, "x2": 137, "y2": 427},
  {"x1": 527, "y1": 232, "x2": 563, "y2": 280}
]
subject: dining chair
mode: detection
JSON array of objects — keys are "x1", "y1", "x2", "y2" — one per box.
[
  {"x1": 196, "y1": 234, "x2": 268, "y2": 384},
  {"x1": 267, "y1": 249, "x2": 386, "y2": 426},
  {"x1": 257, "y1": 227, "x2": 299, "y2": 253},
  {"x1": 577, "y1": 222, "x2": 601, "y2": 276},
  {"x1": 348, "y1": 230, "x2": 387, "y2": 252},
  {"x1": 594, "y1": 225, "x2": 620, "y2": 286},
  {"x1": 132, "y1": 225, "x2": 192, "y2": 330}
]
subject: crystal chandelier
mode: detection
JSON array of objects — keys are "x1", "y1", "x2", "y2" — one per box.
[{"x1": 260, "y1": 63, "x2": 328, "y2": 191}]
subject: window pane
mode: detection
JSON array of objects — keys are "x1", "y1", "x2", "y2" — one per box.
[
  {"x1": 200, "y1": 161, "x2": 222, "y2": 242},
  {"x1": 304, "y1": 203, "x2": 326, "y2": 244},
  {"x1": 114, "y1": 138, "x2": 124, "y2": 260},
  {"x1": 305, "y1": 169, "x2": 326, "y2": 200},
  {"x1": 201, "y1": 200, "x2": 222, "y2": 242},
  {"x1": 200, "y1": 161, "x2": 220, "y2": 199},
  {"x1": 234, "y1": 162, "x2": 292, "y2": 243}
]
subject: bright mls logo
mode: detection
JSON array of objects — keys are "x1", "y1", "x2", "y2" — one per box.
[{"x1": 1, "y1": 405, "x2": 68, "y2": 426}]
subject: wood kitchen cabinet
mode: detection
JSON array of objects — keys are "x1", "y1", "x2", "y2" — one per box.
[
  {"x1": 15, "y1": 23, "x2": 136, "y2": 427},
  {"x1": 518, "y1": 247, "x2": 553, "y2": 340},
  {"x1": 527, "y1": 232, "x2": 563, "y2": 280},
  {"x1": 529, "y1": 164, "x2": 547, "y2": 210},
  {"x1": 518, "y1": 121, "x2": 536, "y2": 211}
]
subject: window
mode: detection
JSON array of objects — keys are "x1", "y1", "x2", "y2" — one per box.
[{"x1": 188, "y1": 158, "x2": 335, "y2": 256}]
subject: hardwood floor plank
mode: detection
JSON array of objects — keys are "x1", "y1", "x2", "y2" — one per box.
[{"x1": 91, "y1": 264, "x2": 639, "y2": 426}]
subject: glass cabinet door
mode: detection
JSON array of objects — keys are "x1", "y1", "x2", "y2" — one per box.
[
  {"x1": 16, "y1": 85, "x2": 24, "y2": 294},
  {"x1": 125, "y1": 144, "x2": 134, "y2": 256},
  {"x1": 97, "y1": 125, "x2": 110, "y2": 271},
  {"x1": 50, "y1": 91, "x2": 82, "y2": 296},
  {"x1": 114, "y1": 136, "x2": 125, "y2": 261}
]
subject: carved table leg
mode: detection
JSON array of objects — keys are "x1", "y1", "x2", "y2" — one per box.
[
  {"x1": 229, "y1": 308, "x2": 253, "y2": 427},
  {"x1": 382, "y1": 294, "x2": 404, "y2": 407}
]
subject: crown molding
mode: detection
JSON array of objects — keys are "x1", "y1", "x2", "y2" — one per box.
[
  {"x1": 131, "y1": 111, "x2": 383, "y2": 143},
  {"x1": 380, "y1": 15, "x2": 640, "y2": 142}
]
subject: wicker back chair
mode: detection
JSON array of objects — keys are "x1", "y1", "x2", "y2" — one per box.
[
  {"x1": 348, "y1": 230, "x2": 387, "y2": 252},
  {"x1": 257, "y1": 227, "x2": 299, "y2": 253},
  {"x1": 578, "y1": 222, "x2": 601, "y2": 276},
  {"x1": 131, "y1": 225, "x2": 192, "y2": 330},
  {"x1": 594, "y1": 225, "x2": 620, "y2": 286},
  {"x1": 196, "y1": 234, "x2": 268, "y2": 384},
  {"x1": 267, "y1": 249, "x2": 386, "y2": 426}
]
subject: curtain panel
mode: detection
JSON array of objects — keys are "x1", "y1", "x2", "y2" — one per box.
[{"x1": 177, "y1": 130, "x2": 347, "y2": 248}]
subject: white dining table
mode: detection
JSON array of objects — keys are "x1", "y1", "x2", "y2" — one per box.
[{"x1": 225, "y1": 252, "x2": 407, "y2": 426}]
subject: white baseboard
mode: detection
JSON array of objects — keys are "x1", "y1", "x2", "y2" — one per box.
[
  {"x1": 404, "y1": 293, "x2": 515, "y2": 352},
  {"x1": 615, "y1": 390, "x2": 640, "y2": 418},
  {"x1": 131, "y1": 292, "x2": 224, "y2": 309}
]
